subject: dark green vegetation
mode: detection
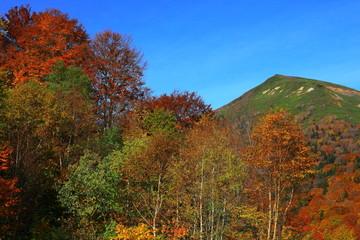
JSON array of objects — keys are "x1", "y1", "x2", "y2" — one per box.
[{"x1": 218, "y1": 74, "x2": 360, "y2": 124}]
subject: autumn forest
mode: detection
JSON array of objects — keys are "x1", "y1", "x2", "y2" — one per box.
[{"x1": 1, "y1": 5, "x2": 360, "y2": 240}]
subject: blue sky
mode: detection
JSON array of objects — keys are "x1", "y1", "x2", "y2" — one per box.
[{"x1": 1, "y1": 0, "x2": 360, "y2": 109}]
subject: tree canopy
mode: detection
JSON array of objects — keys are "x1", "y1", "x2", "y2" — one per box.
[
  {"x1": 0, "y1": 4, "x2": 356, "y2": 240},
  {"x1": 0, "y1": 5, "x2": 91, "y2": 85}
]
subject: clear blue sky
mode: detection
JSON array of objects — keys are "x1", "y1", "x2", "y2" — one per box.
[{"x1": 2, "y1": 0, "x2": 360, "y2": 109}]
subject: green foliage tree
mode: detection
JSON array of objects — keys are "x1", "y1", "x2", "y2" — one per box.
[
  {"x1": 46, "y1": 61, "x2": 92, "y2": 99},
  {"x1": 90, "y1": 126, "x2": 123, "y2": 158},
  {"x1": 58, "y1": 151, "x2": 122, "y2": 239}
]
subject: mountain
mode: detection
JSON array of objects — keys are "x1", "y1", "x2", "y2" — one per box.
[
  {"x1": 218, "y1": 74, "x2": 360, "y2": 238},
  {"x1": 218, "y1": 74, "x2": 360, "y2": 124}
]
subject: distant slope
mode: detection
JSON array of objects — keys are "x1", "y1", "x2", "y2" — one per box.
[{"x1": 218, "y1": 74, "x2": 360, "y2": 124}]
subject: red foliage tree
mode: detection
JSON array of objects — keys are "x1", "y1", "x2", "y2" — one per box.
[
  {"x1": 141, "y1": 90, "x2": 213, "y2": 129},
  {"x1": 0, "y1": 146, "x2": 20, "y2": 238},
  {"x1": 91, "y1": 30, "x2": 148, "y2": 129},
  {"x1": 0, "y1": 5, "x2": 91, "y2": 85}
]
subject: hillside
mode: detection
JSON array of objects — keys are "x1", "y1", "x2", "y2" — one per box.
[
  {"x1": 219, "y1": 74, "x2": 360, "y2": 238},
  {"x1": 218, "y1": 74, "x2": 360, "y2": 124}
]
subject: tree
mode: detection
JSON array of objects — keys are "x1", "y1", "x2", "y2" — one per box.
[
  {"x1": 2, "y1": 81, "x2": 57, "y2": 172},
  {"x1": 119, "y1": 110, "x2": 181, "y2": 236},
  {"x1": 58, "y1": 152, "x2": 122, "y2": 239},
  {"x1": 244, "y1": 109, "x2": 315, "y2": 239},
  {"x1": 173, "y1": 116, "x2": 244, "y2": 239},
  {"x1": 0, "y1": 5, "x2": 91, "y2": 85},
  {"x1": 91, "y1": 30, "x2": 148, "y2": 129},
  {"x1": 1, "y1": 64, "x2": 95, "y2": 237},
  {"x1": 0, "y1": 15, "x2": 6, "y2": 34},
  {"x1": 3, "y1": 63, "x2": 95, "y2": 174},
  {"x1": 141, "y1": 90, "x2": 213, "y2": 129},
  {"x1": 0, "y1": 146, "x2": 20, "y2": 238},
  {"x1": 2, "y1": 81, "x2": 65, "y2": 237},
  {"x1": 45, "y1": 62, "x2": 96, "y2": 168},
  {"x1": 112, "y1": 223, "x2": 154, "y2": 240}
]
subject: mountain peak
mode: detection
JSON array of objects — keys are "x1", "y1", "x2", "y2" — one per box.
[{"x1": 218, "y1": 75, "x2": 360, "y2": 124}]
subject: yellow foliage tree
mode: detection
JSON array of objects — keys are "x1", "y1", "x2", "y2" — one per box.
[
  {"x1": 173, "y1": 116, "x2": 245, "y2": 239},
  {"x1": 112, "y1": 223, "x2": 154, "y2": 240}
]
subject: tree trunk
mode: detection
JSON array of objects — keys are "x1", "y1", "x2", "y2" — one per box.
[
  {"x1": 199, "y1": 159, "x2": 204, "y2": 240},
  {"x1": 220, "y1": 198, "x2": 226, "y2": 240},
  {"x1": 272, "y1": 183, "x2": 280, "y2": 240},
  {"x1": 152, "y1": 174, "x2": 163, "y2": 237},
  {"x1": 210, "y1": 167, "x2": 215, "y2": 240},
  {"x1": 267, "y1": 190, "x2": 272, "y2": 240}
]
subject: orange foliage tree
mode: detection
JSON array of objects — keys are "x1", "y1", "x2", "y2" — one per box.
[
  {"x1": 244, "y1": 109, "x2": 315, "y2": 239},
  {"x1": 0, "y1": 146, "x2": 20, "y2": 238},
  {"x1": 0, "y1": 5, "x2": 91, "y2": 85}
]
